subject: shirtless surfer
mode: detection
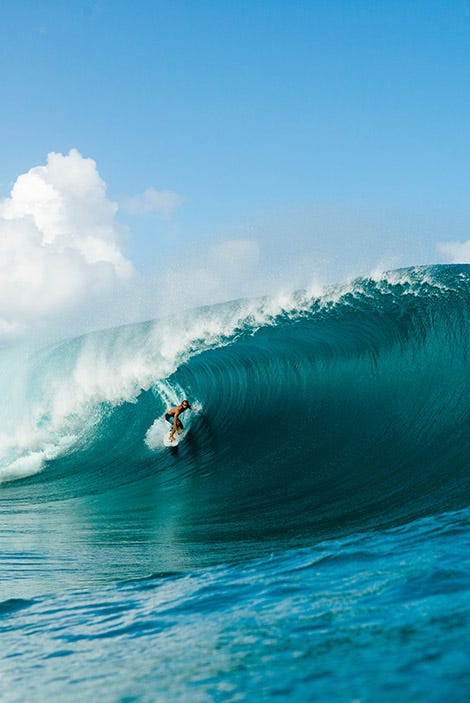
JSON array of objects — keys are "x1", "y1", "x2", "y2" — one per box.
[{"x1": 165, "y1": 400, "x2": 192, "y2": 441}]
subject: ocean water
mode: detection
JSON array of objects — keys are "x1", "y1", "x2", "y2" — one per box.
[{"x1": 0, "y1": 264, "x2": 469, "y2": 702}]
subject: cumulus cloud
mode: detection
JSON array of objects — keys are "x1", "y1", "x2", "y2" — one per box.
[
  {"x1": 0, "y1": 149, "x2": 134, "y2": 340},
  {"x1": 436, "y1": 240, "x2": 470, "y2": 263},
  {"x1": 122, "y1": 187, "x2": 183, "y2": 216},
  {"x1": 0, "y1": 150, "x2": 267, "y2": 341}
]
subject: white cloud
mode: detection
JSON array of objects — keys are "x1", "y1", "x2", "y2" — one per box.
[
  {"x1": 0, "y1": 149, "x2": 134, "y2": 340},
  {"x1": 0, "y1": 151, "x2": 264, "y2": 342},
  {"x1": 122, "y1": 187, "x2": 183, "y2": 216},
  {"x1": 436, "y1": 240, "x2": 470, "y2": 263}
]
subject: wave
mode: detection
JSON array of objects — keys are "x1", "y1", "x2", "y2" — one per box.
[{"x1": 1, "y1": 265, "x2": 469, "y2": 552}]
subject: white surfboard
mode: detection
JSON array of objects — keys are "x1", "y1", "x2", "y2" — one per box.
[{"x1": 163, "y1": 431, "x2": 182, "y2": 447}]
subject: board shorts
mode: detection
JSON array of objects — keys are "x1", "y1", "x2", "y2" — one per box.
[{"x1": 166, "y1": 413, "x2": 183, "y2": 427}]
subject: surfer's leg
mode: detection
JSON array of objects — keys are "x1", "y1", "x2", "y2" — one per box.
[{"x1": 166, "y1": 414, "x2": 176, "y2": 439}]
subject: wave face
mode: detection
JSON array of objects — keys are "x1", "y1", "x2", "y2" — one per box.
[{"x1": 1, "y1": 264, "x2": 469, "y2": 588}]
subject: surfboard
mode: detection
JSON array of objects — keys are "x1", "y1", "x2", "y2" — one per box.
[{"x1": 163, "y1": 432, "x2": 182, "y2": 447}]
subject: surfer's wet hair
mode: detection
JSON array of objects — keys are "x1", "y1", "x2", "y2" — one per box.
[{"x1": 182, "y1": 400, "x2": 191, "y2": 407}]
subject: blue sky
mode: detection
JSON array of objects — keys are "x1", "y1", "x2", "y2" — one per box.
[{"x1": 1, "y1": 1, "x2": 470, "y2": 337}]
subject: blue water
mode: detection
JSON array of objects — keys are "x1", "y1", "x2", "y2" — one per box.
[{"x1": 1, "y1": 265, "x2": 469, "y2": 701}]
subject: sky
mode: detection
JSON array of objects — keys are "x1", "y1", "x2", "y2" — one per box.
[{"x1": 1, "y1": 0, "x2": 470, "y2": 340}]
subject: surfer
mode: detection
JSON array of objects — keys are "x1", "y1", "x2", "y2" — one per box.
[{"x1": 166, "y1": 400, "x2": 192, "y2": 441}]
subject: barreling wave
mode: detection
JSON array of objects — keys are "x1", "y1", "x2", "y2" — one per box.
[{"x1": 1, "y1": 265, "x2": 469, "y2": 550}]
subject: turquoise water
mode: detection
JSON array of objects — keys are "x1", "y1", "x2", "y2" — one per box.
[{"x1": 0, "y1": 265, "x2": 469, "y2": 701}]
